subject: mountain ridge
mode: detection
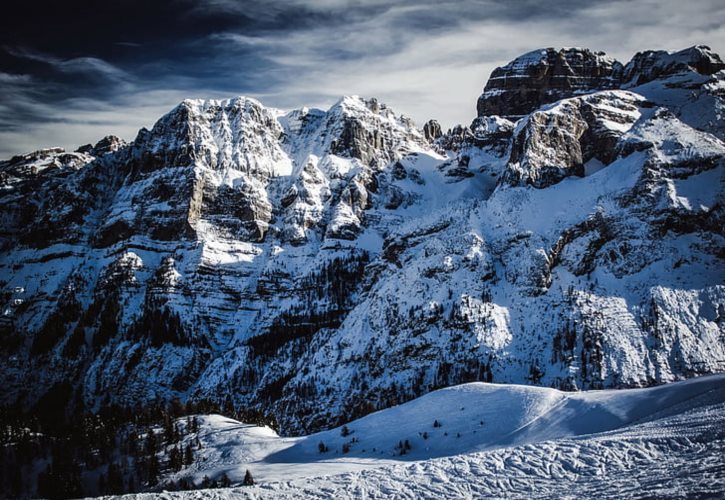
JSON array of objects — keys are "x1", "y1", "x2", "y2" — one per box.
[{"x1": 1, "y1": 44, "x2": 723, "y2": 435}]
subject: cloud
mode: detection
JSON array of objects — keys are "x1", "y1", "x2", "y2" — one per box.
[
  {"x1": 197, "y1": 0, "x2": 725, "y2": 129},
  {"x1": 3, "y1": 46, "x2": 130, "y2": 82},
  {"x1": 0, "y1": 90, "x2": 197, "y2": 157},
  {"x1": 0, "y1": 71, "x2": 31, "y2": 83}
]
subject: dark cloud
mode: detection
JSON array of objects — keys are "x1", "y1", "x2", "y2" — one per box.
[
  {"x1": 1, "y1": 0, "x2": 723, "y2": 157},
  {"x1": 1, "y1": 1, "x2": 246, "y2": 58}
]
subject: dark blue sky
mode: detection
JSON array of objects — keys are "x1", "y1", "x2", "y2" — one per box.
[{"x1": 1, "y1": 0, "x2": 724, "y2": 157}]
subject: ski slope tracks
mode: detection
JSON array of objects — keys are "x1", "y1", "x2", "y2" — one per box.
[{"x1": 116, "y1": 375, "x2": 725, "y2": 499}]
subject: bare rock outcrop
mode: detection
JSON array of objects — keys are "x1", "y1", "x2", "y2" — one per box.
[
  {"x1": 477, "y1": 48, "x2": 623, "y2": 120},
  {"x1": 505, "y1": 91, "x2": 647, "y2": 188},
  {"x1": 622, "y1": 45, "x2": 725, "y2": 86}
]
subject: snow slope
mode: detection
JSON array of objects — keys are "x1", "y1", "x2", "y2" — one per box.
[
  {"x1": 134, "y1": 375, "x2": 725, "y2": 496},
  {"x1": 121, "y1": 374, "x2": 725, "y2": 498}
]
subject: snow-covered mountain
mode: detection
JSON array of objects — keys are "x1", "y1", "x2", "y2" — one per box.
[{"x1": 1, "y1": 45, "x2": 723, "y2": 435}]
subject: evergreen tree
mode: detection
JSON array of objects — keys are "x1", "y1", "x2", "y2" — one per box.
[
  {"x1": 184, "y1": 443, "x2": 194, "y2": 465},
  {"x1": 242, "y1": 469, "x2": 254, "y2": 486},
  {"x1": 107, "y1": 463, "x2": 124, "y2": 494},
  {"x1": 147, "y1": 453, "x2": 159, "y2": 486},
  {"x1": 169, "y1": 445, "x2": 182, "y2": 471},
  {"x1": 164, "y1": 414, "x2": 175, "y2": 443},
  {"x1": 145, "y1": 431, "x2": 157, "y2": 456},
  {"x1": 37, "y1": 465, "x2": 54, "y2": 499},
  {"x1": 97, "y1": 472, "x2": 107, "y2": 495}
]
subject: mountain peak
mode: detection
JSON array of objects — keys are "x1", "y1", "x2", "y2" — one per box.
[
  {"x1": 329, "y1": 95, "x2": 398, "y2": 120},
  {"x1": 622, "y1": 45, "x2": 725, "y2": 86},
  {"x1": 477, "y1": 47, "x2": 622, "y2": 119}
]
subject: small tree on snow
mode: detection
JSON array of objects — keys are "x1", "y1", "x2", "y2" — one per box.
[
  {"x1": 243, "y1": 469, "x2": 254, "y2": 486},
  {"x1": 318, "y1": 441, "x2": 328, "y2": 453},
  {"x1": 184, "y1": 443, "x2": 194, "y2": 465},
  {"x1": 341, "y1": 425, "x2": 351, "y2": 437},
  {"x1": 396, "y1": 440, "x2": 412, "y2": 456}
]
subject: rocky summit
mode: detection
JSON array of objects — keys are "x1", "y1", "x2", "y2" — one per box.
[
  {"x1": 477, "y1": 47, "x2": 622, "y2": 119},
  {"x1": 1, "y1": 45, "x2": 724, "y2": 435},
  {"x1": 476, "y1": 45, "x2": 725, "y2": 129}
]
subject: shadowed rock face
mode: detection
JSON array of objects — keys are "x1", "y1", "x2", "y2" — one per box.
[
  {"x1": 505, "y1": 91, "x2": 648, "y2": 188},
  {"x1": 423, "y1": 120, "x2": 443, "y2": 142},
  {"x1": 468, "y1": 116, "x2": 514, "y2": 154},
  {"x1": 622, "y1": 45, "x2": 725, "y2": 86},
  {"x1": 477, "y1": 45, "x2": 725, "y2": 133},
  {"x1": 328, "y1": 97, "x2": 426, "y2": 168},
  {"x1": 76, "y1": 135, "x2": 127, "y2": 157},
  {"x1": 477, "y1": 48, "x2": 623, "y2": 120}
]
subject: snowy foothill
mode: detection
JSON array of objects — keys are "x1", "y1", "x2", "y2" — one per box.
[{"x1": 117, "y1": 375, "x2": 725, "y2": 498}]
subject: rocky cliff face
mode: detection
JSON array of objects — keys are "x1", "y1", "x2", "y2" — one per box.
[
  {"x1": 477, "y1": 45, "x2": 725, "y2": 140},
  {"x1": 477, "y1": 47, "x2": 622, "y2": 120},
  {"x1": 623, "y1": 46, "x2": 725, "y2": 141},
  {"x1": 505, "y1": 90, "x2": 647, "y2": 188},
  {"x1": 1, "y1": 46, "x2": 723, "y2": 435},
  {"x1": 622, "y1": 45, "x2": 725, "y2": 86}
]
